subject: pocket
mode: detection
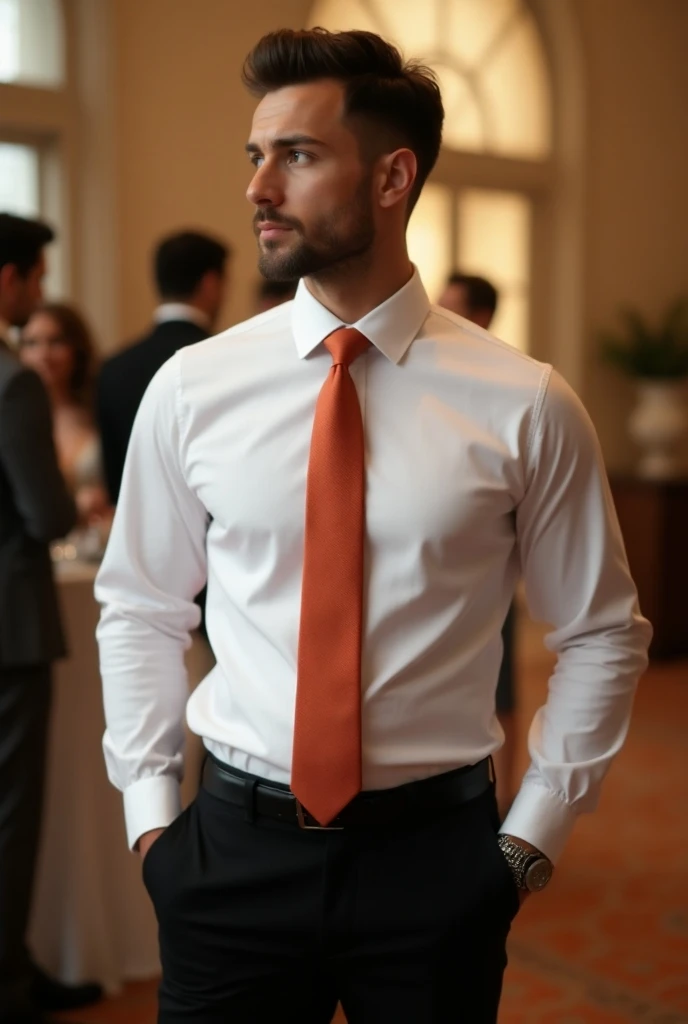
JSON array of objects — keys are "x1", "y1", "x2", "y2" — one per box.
[
  {"x1": 481, "y1": 788, "x2": 521, "y2": 920},
  {"x1": 141, "y1": 803, "x2": 193, "y2": 899}
]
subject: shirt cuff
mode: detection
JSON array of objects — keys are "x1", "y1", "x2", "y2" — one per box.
[
  {"x1": 499, "y1": 780, "x2": 577, "y2": 863},
  {"x1": 123, "y1": 775, "x2": 182, "y2": 851}
]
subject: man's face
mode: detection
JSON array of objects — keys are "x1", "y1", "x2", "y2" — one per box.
[
  {"x1": 0, "y1": 252, "x2": 46, "y2": 327},
  {"x1": 246, "y1": 80, "x2": 375, "y2": 281}
]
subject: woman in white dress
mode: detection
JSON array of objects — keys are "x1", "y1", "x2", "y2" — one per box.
[{"x1": 19, "y1": 303, "x2": 112, "y2": 538}]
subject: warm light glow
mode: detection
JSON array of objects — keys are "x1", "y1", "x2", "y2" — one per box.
[
  {"x1": 0, "y1": 143, "x2": 40, "y2": 216},
  {"x1": 407, "y1": 182, "x2": 453, "y2": 306},
  {"x1": 307, "y1": 0, "x2": 552, "y2": 158},
  {"x1": 457, "y1": 189, "x2": 531, "y2": 352},
  {"x1": 0, "y1": 0, "x2": 64, "y2": 87}
]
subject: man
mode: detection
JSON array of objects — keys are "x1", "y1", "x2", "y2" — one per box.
[
  {"x1": 437, "y1": 271, "x2": 517, "y2": 816},
  {"x1": 96, "y1": 230, "x2": 230, "y2": 504},
  {"x1": 96, "y1": 29, "x2": 651, "y2": 1024},
  {"x1": 0, "y1": 213, "x2": 102, "y2": 1023},
  {"x1": 438, "y1": 271, "x2": 497, "y2": 331},
  {"x1": 255, "y1": 276, "x2": 298, "y2": 313}
]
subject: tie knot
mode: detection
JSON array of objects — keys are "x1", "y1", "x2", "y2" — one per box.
[{"x1": 324, "y1": 328, "x2": 369, "y2": 368}]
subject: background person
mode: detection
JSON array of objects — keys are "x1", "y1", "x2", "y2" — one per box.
[
  {"x1": 0, "y1": 212, "x2": 102, "y2": 1024},
  {"x1": 19, "y1": 302, "x2": 111, "y2": 532},
  {"x1": 97, "y1": 229, "x2": 231, "y2": 505}
]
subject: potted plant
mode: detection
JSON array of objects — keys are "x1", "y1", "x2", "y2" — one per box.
[{"x1": 599, "y1": 298, "x2": 688, "y2": 479}]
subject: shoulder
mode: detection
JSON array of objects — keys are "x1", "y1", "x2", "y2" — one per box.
[{"x1": 176, "y1": 303, "x2": 291, "y2": 369}]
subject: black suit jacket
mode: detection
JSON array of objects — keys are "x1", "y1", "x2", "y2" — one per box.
[
  {"x1": 0, "y1": 343, "x2": 77, "y2": 668},
  {"x1": 96, "y1": 319, "x2": 208, "y2": 503}
]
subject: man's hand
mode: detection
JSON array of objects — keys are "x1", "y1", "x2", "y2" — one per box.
[{"x1": 138, "y1": 827, "x2": 165, "y2": 863}]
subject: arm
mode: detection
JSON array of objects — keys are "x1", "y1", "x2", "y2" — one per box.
[
  {"x1": 95, "y1": 353, "x2": 208, "y2": 849},
  {"x1": 500, "y1": 368, "x2": 652, "y2": 862},
  {"x1": 0, "y1": 368, "x2": 76, "y2": 541}
]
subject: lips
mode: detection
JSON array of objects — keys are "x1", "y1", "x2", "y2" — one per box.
[{"x1": 257, "y1": 223, "x2": 293, "y2": 242}]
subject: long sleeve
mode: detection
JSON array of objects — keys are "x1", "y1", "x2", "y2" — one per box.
[
  {"x1": 501, "y1": 368, "x2": 652, "y2": 861},
  {"x1": 0, "y1": 368, "x2": 76, "y2": 542},
  {"x1": 95, "y1": 353, "x2": 208, "y2": 848}
]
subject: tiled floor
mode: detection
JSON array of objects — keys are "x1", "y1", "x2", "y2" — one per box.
[{"x1": 56, "y1": 615, "x2": 688, "y2": 1023}]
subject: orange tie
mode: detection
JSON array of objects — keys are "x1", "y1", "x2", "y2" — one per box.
[{"x1": 291, "y1": 327, "x2": 370, "y2": 825}]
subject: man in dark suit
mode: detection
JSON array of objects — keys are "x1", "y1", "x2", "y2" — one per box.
[
  {"x1": 0, "y1": 213, "x2": 102, "y2": 1023},
  {"x1": 97, "y1": 230, "x2": 230, "y2": 504}
]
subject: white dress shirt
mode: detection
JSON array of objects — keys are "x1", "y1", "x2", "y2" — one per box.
[
  {"x1": 95, "y1": 269, "x2": 651, "y2": 858},
  {"x1": 153, "y1": 302, "x2": 211, "y2": 331}
]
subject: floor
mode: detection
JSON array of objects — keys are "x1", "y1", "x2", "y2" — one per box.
[{"x1": 56, "y1": 615, "x2": 688, "y2": 1023}]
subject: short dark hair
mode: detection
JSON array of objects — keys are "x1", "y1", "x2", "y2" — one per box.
[
  {"x1": 447, "y1": 273, "x2": 499, "y2": 317},
  {"x1": 0, "y1": 212, "x2": 55, "y2": 277},
  {"x1": 257, "y1": 278, "x2": 298, "y2": 302},
  {"x1": 154, "y1": 231, "x2": 230, "y2": 301},
  {"x1": 242, "y1": 28, "x2": 444, "y2": 212}
]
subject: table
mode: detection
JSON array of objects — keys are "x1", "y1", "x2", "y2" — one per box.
[
  {"x1": 609, "y1": 477, "x2": 688, "y2": 659},
  {"x1": 28, "y1": 560, "x2": 213, "y2": 993}
]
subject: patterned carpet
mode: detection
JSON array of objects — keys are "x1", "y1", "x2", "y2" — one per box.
[{"x1": 57, "y1": 616, "x2": 688, "y2": 1023}]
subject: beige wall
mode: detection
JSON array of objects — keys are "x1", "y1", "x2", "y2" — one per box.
[
  {"x1": 106, "y1": 0, "x2": 688, "y2": 467},
  {"x1": 578, "y1": 0, "x2": 688, "y2": 469},
  {"x1": 111, "y1": 0, "x2": 311, "y2": 339}
]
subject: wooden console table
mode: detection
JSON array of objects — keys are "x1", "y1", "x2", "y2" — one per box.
[{"x1": 609, "y1": 477, "x2": 688, "y2": 659}]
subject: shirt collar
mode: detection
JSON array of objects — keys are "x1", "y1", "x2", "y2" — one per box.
[
  {"x1": 290, "y1": 266, "x2": 430, "y2": 364},
  {"x1": 154, "y1": 303, "x2": 211, "y2": 331}
]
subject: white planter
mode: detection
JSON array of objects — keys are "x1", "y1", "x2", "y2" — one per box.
[{"x1": 627, "y1": 379, "x2": 688, "y2": 479}]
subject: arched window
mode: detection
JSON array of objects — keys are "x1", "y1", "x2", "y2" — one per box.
[
  {"x1": 0, "y1": 0, "x2": 70, "y2": 295},
  {"x1": 307, "y1": 0, "x2": 555, "y2": 355}
]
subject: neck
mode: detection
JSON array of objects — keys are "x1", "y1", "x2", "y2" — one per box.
[
  {"x1": 48, "y1": 385, "x2": 73, "y2": 410},
  {"x1": 305, "y1": 240, "x2": 413, "y2": 324}
]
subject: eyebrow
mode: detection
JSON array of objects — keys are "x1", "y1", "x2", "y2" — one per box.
[{"x1": 245, "y1": 135, "x2": 327, "y2": 155}]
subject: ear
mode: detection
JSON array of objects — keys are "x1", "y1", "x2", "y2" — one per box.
[
  {"x1": 375, "y1": 148, "x2": 417, "y2": 212},
  {"x1": 0, "y1": 262, "x2": 18, "y2": 295}
]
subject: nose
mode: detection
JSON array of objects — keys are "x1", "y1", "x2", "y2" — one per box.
[{"x1": 246, "y1": 159, "x2": 284, "y2": 209}]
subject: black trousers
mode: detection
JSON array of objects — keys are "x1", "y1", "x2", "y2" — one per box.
[
  {"x1": 143, "y1": 769, "x2": 520, "y2": 1023},
  {"x1": 0, "y1": 664, "x2": 51, "y2": 1015}
]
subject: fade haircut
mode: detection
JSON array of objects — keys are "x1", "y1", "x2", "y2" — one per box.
[
  {"x1": 242, "y1": 28, "x2": 444, "y2": 214},
  {"x1": 0, "y1": 212, "x2": 55, "y2": 277}
]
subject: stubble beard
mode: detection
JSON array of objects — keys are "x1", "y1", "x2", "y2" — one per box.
[{"x1": 257, "y1": 178, "x2": 375, "y2": 284}]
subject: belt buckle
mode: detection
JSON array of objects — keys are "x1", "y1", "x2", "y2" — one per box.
[{"x1": 295, "y1": 799, "x2": 344, "y2": 830}]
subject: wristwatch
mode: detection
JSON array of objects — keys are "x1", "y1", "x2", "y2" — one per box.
[{"x1": 497, "y1": 834, "x2": 553, "y2": 892}]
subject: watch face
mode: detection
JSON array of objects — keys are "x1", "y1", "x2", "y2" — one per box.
[{"x1": 525, "y1": 857, "x2": 552, "y2": 892}]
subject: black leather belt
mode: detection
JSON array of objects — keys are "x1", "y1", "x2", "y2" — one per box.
[{"x1": 202, "y1": 755, "x2": 493, "y2": 829}]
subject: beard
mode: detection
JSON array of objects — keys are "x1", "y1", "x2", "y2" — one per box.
[{"x1": 255, "y1": 176, "x2": 375, "y2": 283}]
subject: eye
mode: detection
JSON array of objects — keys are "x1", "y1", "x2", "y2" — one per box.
[
  {"x1": 249, "y1": 153, "x2": 264, "y2": 168},
  {"x1": 288, "y1": 150, "x2": 309, "y2": 165}
]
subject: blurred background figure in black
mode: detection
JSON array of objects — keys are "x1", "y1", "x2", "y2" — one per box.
[
  {"x1": 255, "y1": 277, "x2": 298, "y2": 314},
  {"x1": 438, "y1": 271, "x2": 517, "y2": 817},
  {"x1": 0, "y1": 212, "x2": 102, "y2": 1024},
  {"x1": 97, "y1": 229, "x2": 231, "y2": 506}
]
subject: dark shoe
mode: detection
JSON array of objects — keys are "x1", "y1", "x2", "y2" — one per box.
[{"x1": 30, "y1": 965, "x2": 103, "y2": 1012}]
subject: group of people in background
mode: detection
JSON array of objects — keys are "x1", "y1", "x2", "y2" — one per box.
[{"x1": 0, "y1": 206, "x2": 517, "y2": 1022}]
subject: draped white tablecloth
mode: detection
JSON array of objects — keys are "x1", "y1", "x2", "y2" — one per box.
[{"x1": 28, "y1": 560, "x2": 213, "y2": 993}]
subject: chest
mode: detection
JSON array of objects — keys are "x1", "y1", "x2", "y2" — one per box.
[{"x1": 184, "y1": 357, "x2": 523, "y2": 559}]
